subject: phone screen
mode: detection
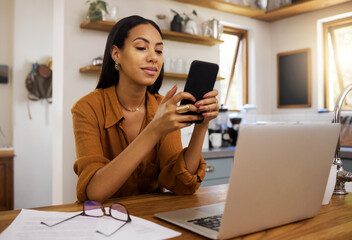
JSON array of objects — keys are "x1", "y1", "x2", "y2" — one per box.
[{"x1": 180, "y1": 60, "x2": 219, "y2": 123}]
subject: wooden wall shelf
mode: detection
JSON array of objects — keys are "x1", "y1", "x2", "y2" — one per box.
[
  {"x1": 80, "y1": 20, "x2": 223, "y2": 46},
  {"x1": 80, "y1": 19, "x2": 116, "y2": 31},
  {"x1": 165, "y1": 71, "x2": 225, "y2": 81},
  {"x1": 80, "y1": 0, "x2": 351, "y2": 27},
  {"x1": 80, "y1": 65, "x2": 224, "y2": 81},
  {"x1": 171, "y1": 0, "x2": 264, "y2": 18},
  {"x1": 79, "y1": 65, "x2": 101, "y2": 73},
  {"x1": 253, "y1": 0, "x2": 352, "y2": 22},
  {"x1": 172, "y1": 0, "x2": 351, "y2": 22},
  {"x1": 161, "y1": 30, "x2": 223, "y2": 46}
]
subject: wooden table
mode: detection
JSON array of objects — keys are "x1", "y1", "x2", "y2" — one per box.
[{"x1": 1, "y1": 184, "x2": 352, "y2": 239}]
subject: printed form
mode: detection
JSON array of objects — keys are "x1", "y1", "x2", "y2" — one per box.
[{"x1": 0, "y1": 209, "x2": 181, "y2": 240}]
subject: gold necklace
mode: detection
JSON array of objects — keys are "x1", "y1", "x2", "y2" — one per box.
[{"x1": 117, "y1": 92, "x2": 145, "y2": 112}]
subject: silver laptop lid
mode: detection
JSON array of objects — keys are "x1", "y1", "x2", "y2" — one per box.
[{"x1": 219, "y1": 123, "x2": 340, "y2": 239}]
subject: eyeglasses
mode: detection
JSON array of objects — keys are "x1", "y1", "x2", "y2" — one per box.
[{"x1": 41, "y1": 200, "x2": 131, "y2": 237}]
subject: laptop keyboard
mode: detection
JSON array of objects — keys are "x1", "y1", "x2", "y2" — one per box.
[{"x1": 187, "y1": 214, "x2": 222, "y2": 232}]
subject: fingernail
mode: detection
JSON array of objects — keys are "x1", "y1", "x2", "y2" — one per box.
[{"x1": 199, "y1": 106, "x2": 205, "y2": 111}]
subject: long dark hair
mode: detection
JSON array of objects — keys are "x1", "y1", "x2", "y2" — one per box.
[{"x1": 96, "y1": 15, "x2": 164, "y2": 94}]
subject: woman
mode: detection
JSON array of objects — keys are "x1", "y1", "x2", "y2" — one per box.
[{"x1": 72, "y1": 15, "x2": 219, "y2": 203}]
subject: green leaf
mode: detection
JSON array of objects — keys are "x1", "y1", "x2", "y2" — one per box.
[
  {"x1": 89, "y1": 2, "x2": 97, "y2": 12},
  {"x1": 170, "y1": 9, "x2": 181, "y2": 17},
  {"x1": 89, "y1": 10, "x2": 103, "y2": 21},
  {"x1": 97, "y1": 0, "x2": 109, "y2": 14}
]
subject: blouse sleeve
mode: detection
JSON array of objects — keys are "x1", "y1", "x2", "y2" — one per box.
[
  {"x1": 71, "y1": 99, "x2": 109, "y2": 202},
  {"x1": 157, "y1": 129, "x2": 206, "y2": 195}
]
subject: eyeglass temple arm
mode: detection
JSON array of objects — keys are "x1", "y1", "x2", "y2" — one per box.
[
  {"x1": 96, "y1": 221, "x2": 129, "y2": 237},
  {"x1": 40, "y1": 212, "x2": 83, "y2": 227}
]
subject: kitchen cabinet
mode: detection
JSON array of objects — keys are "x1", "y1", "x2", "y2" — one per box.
[
  {"x1": 201, "y1": 147, "x2": 235, "y2": 187},
  {"x1": 0, "y1": 149, "x2": 14, "y2": 211},
  {"x1": 202, "y1": 157, "x2": 233, "y2": 187}
]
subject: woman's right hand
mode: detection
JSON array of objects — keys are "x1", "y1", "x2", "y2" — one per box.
[{"x1": 149, "y1": 85, "x2": 204, "y2": 137}]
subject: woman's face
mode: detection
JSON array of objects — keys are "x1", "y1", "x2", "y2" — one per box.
[{"x1": 113, "y1": 23, "x2": 163, "y2": 87}]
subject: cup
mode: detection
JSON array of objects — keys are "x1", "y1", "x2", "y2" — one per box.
[
  {"x1": 322, "y1": 164, "x2": 337, "y2": 205},
  {"x1": 164, "y1": 57, "x2": 171, "y2": 72},
  {"x1": 109, "y1": 7, "x2": 118, "y2": 22},
  {"x1": 209, "y1": 133, "x2": 222, "y2": 148},
  {"x1": 175, "y1": 58, "x2": 184, "y2": 74}
]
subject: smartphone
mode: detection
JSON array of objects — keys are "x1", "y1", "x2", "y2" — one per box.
[{"x1": 180, "y1": 60, "x2": 219, "y2": 124}]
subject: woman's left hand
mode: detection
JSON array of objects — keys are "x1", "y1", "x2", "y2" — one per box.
[{"x1": 195, "y1": 89, "x2": 219, "y2": 124}]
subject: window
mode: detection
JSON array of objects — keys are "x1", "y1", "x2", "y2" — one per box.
[
  {"x1": 323, "y1": 16, "x2": 352, "y2": 110},
  {"x1": 219, "y1": 26, "x2": 248, "y2": 111}
]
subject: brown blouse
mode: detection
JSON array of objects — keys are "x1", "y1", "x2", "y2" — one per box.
[{"x1": 71, "y1": 85, "x2": 206, "y2": 202}]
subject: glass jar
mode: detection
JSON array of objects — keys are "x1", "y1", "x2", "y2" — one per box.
[{"x1": 241, "y1": 104, "x2": 257, "y2": 124}]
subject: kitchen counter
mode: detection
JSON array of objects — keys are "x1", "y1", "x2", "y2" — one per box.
[
  {"x1": 202, "y1": 146, "x2": 236, "y2": 159},
  {"x1": 202, "y1": 146, "x2": 352, "y2": 161}
]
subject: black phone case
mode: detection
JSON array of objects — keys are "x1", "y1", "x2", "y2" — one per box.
[{"x1": 180, "y1": 60, "x2": 219, "y2": 124}]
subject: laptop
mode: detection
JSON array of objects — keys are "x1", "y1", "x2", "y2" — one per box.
[{"x1": 155, "y1": 123, "x2": 340, "y2": 239}]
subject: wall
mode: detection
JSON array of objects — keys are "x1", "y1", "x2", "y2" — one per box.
[
  {"x1": 12, "y1": 0, "x2": 53, "y2": 209},
  {"x1": 261, "y1": 1, "x2": 352, "y2": 123},
  {"x1": 0, "y1": 0, "x2": 13, "y2": 147},
  {"x1": 3, "y1": 0, "x2": 352, "y2": 208},
  {"x1": 52, "y1": 0, "x2": 271, "y2": 204}
]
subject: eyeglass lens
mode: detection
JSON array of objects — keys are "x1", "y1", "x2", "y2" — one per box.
[
  {"x1": 84, "y1": 200, "x2": 104, "y2": 217},
  {"x1": 110, "y1": 203, "x2": 129, "y2": 221},
  {"x1": 84, "y1": 201, "x2": 129, "y2": 222}
]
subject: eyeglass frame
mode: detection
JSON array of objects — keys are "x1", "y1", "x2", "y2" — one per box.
[{"x1": 40, "y1": 200, "x2": 132, "y2": 237}]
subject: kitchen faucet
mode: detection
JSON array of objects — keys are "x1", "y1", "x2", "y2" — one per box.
[{"x1": 333, "y1": 84, "x2": 352, "y2": 195}]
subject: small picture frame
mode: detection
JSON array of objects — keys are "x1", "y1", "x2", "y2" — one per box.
[
  {"x1": 0, "y1": 65, "x2": 9, "y2": 84},
  {"x1": 277, "y1": 48, "x2": 311, "y2": 108}
]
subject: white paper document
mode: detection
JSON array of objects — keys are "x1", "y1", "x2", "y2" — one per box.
[{"x1": 0, "y1": 209, "x2": 181, "y2": 240}]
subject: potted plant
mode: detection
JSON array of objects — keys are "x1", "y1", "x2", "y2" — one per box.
[{"x1": 86, "y1": 0, "x2": 109, "y2": 21}]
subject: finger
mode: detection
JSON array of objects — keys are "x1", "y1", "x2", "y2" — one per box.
[
  {"x1": 202, "y1": 111, "x2": 219, "y2": 118},
  {"x1": 203, "y1": 89, "x2": 219, "y2": 98},
  {"x1": 175, "y1": 105, "x2": 190, "y2": 114},
  {"x1": 171, "y1": 91, "x2": 197, "y2": 105},
  {"x1": 199, "y1": 103, "x2": 219, "y2": 113},
  {"x1": 177, "y1": 114, "x2": 204, "y2": 123},
  {"x1": 161, "y1": 85, "x2": 177, "y2": 104},
  {"x1": 196, "y1": 97, "x2": 218, "y2": 108},
  {"x1": 175, "y1": 104, "x2": 198, "y2": 114}
]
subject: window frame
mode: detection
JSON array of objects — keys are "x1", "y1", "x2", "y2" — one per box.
[
  {"x1": 323, "y1": 16, "x2": 352, "y2": 110},
  {"x1": 222, "y1": 25, "x2": 248, "y2": 111}
]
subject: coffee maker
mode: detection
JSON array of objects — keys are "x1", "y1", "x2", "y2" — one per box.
[
  {"x1": 229, "y1": 114, "x2": 242, "y2": 146},
  {"x1": 208, "y1": 106, "x2": 233, "y2": 148}
]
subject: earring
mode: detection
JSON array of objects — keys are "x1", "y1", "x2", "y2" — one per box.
[{"x1": 115, "y1": 62, "x2": 121, "y2": 71}]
